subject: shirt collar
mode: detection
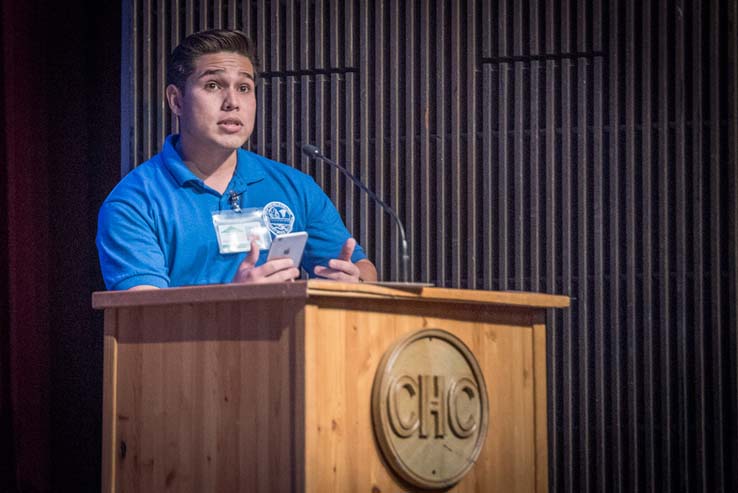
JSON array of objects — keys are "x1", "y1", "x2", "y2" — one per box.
[
  {"x1": 232, "y1": 148, "x2": 266, "y2": 189},
  {"x1": 160, "y1": 135, "x2": 266, "y2": 190},
  {"x1": 160, "y1": 135, "x2": 200, "y2": 187}
]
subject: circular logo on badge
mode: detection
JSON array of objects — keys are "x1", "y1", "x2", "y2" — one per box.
[
  {"x1": 262, "y1": 201, "x2": 295, "y2": 236},
  {"x1": 371, "y1": 329, "x2": 489, "y2": 490}
]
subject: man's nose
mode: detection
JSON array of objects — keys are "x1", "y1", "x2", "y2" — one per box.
[{"x1": 222, "y1": 87, "x2": 240, "y2": 110}]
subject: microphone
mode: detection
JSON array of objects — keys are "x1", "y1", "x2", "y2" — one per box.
[{"x1": 302, "y1": 144, "x2": 410, "y2": 282}]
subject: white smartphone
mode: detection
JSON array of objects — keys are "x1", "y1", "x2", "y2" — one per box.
[{"x1": 267, "y1": 231, "x2": 308, "y2": 266}]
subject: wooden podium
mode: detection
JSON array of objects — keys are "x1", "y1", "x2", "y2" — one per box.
[{"x1": 93, "y1": 281, "x2": 568, "y2": 492}]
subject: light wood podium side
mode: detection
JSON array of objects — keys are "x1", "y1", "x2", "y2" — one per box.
[{"x1": 93, "y1": 280, "x2": 568, "y2": 492}]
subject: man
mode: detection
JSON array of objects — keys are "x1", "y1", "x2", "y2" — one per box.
[{"x1": 97, "y1": 29, "x2": 377, "y2": 290}]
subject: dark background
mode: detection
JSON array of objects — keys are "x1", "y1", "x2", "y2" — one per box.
[
  {"x1": 3, "y1": 0, "x2": 738, "y2": 492},
  {"x1": 1, "y1": 0, "x2": 119, "y2": 490}
]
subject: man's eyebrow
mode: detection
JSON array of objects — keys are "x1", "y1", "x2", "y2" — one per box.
[{"x1": 197, "y1": 68, "x2": 255, "y2": 81}]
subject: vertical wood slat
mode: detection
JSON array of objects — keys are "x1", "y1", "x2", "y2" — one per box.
[
  {"x1": 142, "y1": 0, "x2": 154, "y2": 161},
  {"x1": 434, "y1": 0, "x2": 447, "y2": 285},
  {"x1": 253, "y1": 0, "x2": 267, "y2": 154},
  {"x1": 730, "y1": 0, "x2": 738, "y2": 483},
  {"x1": 465, "y1": 0, "x2": 478, "y2": 290},
  {"x1": 513, "y1": 0, "x2": 524, "y2": 290},
  {"x1": 314, "y1": 0, "x2": 326, "y2": 189},
  {"x1": 240, "y1": 0, "x2": 250, "y2": 41},
  {"x1": 497, "y1": 0, "x2": 510, "y2": 290},
  {"x1": 690, "y1": 1, "x2": 707, "y2": 490},
  {"x1": 198, "y1": 0, "x2": 208, "y2": 31},
  {"x1": 343, "y1": 0, "x2": 357, "y2": 237},
  {"x1": 708, "y1": 0, "x2": 726, "y2": 485},
  {"x1": 371, "y1": 0, "x2": 385, "y2": 275},
  {"x1": 624, "y1": 0, "x2": 638, "y2": 489},
  {"x1": 227, "y1": 0, "x2": 237, "y2": 29},
  {"x1": 185, "y1": 0, "x2": 194, "y2": 34},
  {"x1": 283, "y1": 1, "x2": 296, "y2": 172},
  {"x1": 673, "y1": 0, "x2": 689, "y2": 488},
  {"x1": 169, "y1": 0, "x2": 181, "y2": 135},
  {"x1": 270, "y1": 0, "x2": 282, "y2": 163},
  {"x1": 640, "y1": 1, "x2": 657, "y2": 490},
  {"x1": 592, "y1": 0, "x2": 607, "y2": 487},
  {"x1": 657, "y1": 0, "x2": 673, "y2": 487},
  {"x1": 608, "y1": 0, "x2": 624, "y2": 488},
  {"x1": 575, "y1": 0, "x2": 591, "y2": 489},
  {"x1": 419, "y1": 0, "x2": 432, "y2": 282},
  {"x1": 450, "y1": 0, "x2": 462, "y2": 288},
  {"x1": 405, "y1": 0, "x2": 418, "y2": 282},
  {"x1": 212, "y1": 0, "x2": 222, "y2": 27},
  {"x1": 328, "y1": 0, "x2": 340, "y2": 201},
  {"x1": 482, "y1": 0, "x2": 494, "y2": 289},
  {"x1": 121, "y1": 0, "x2": 136, "y2": 174},
  {"x1": 389, "y1": 0, "x2": 401, "y2": 279},
  {"x1": 298, "y1": 0, "x2": 310, "y2": 173},
  {"x1": 358, "y1": 0, "x2": 371, "y2": 255},
  {"x1": 157, "y1": 0, "x2": 167, "y2": 147},
  {"x1": 529, "y1": 0, "x2": 541, "y2": 294}
]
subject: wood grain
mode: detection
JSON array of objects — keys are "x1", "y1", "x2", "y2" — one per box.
[
  {"x1": 303, "y1": 296, "x2": 544, "y2": 492},
  {"x1": 105, "y1": 299, "x2": 306, "y2": 492},
  {"x1": 101, "y1": 313, "x2": 118, "y2": 493},
  {"x1": 533, "y1": 320, "x2": 549, "y2": 493}
]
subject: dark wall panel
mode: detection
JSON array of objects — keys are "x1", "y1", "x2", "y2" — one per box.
[{"x1": 123, "y1": 1, "x2": 738, "y2": 490}]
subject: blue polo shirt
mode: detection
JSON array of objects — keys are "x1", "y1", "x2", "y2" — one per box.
[{"x1": 97, "y1": 135, "x2": 366, "y2": 290}]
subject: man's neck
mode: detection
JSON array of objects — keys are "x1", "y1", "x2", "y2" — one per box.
[{"x1": 176, "y1": 136, "x2": 238, "y2": 194}]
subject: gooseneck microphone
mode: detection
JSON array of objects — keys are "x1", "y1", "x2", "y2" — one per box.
[{"x1": 302, "y1": 144, "x2": 410, "y2": 282}]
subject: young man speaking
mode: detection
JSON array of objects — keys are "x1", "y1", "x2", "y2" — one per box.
[{"x1": 97, "y1": 29, "x2": 377, "y2": 290}]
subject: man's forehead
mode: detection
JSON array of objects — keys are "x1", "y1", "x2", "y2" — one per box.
[{"x1": 192, "y1": 52, "x2": 254, "y2": 78}]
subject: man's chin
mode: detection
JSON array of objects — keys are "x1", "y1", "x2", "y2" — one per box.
[{"x1": 214, "y1": 134, "x2": 250, "y2": 150}]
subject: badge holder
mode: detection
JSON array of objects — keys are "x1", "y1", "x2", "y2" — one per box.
[{"x1": 212, "y1": 207, "x2": 272, "y2": 254}]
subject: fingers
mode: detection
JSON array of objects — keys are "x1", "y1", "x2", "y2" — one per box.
[
  {"x1": 232, "y1": 240, "x2": 261, "y2": 282},
  {"x1": 314, "y1": 258, "x2": 361, "y2": 282},
  {"x1": 314, "y1": 239, "x2": 360, "y2": 282},
  {"x1": 338, "y1": 237, "x2": 356, "y2": 262},
  {"x1": 258, "y1": 257, "x2": 296, "y2": 277},
  {"x1": 233, "y1": 240, "x2": 300, "y2": 284},
  {"x1": 245, "y1": 239, "x2": 260, "y2": 265},
  {"x1": 255, "y1": 264, "x2": 300, "y2": 282},
  {"x1": 234, "y1": 261, "x2": 299, "y2": 283}
]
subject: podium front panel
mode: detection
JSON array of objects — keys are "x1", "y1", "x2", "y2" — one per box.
[
  {"x1": 303, "y1": 292, "x2": 549, "y2": 493},
  {"x1": 101, "y1": 293, "x2": 307, "y2": 492}
]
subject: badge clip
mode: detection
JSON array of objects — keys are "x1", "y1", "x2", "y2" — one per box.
[{"x1": 228, "y1": 191, "x2": 242, "y2": 212}]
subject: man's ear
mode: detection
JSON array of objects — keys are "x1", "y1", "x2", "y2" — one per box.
[{"x1": 166, "y1": 84, "x2": 183, "y2": 115}]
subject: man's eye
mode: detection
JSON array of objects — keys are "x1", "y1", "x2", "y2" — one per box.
[
  {"x1": 239, "y1": 84, "x2": 251, "y2": 93},
  {"x1": 205, "y1": 82, "x2": 219, "y2": 90}
]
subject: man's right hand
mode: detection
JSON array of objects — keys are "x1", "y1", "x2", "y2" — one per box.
[{"x1": 232, "y1": 239, "x2": 300, "y2": 284}]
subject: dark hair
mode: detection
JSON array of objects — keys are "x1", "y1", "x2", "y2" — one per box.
[{"x1": 167, "y1": 29, "x2": 260, "y2": 89}]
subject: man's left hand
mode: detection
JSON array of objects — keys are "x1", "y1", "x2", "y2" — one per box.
[{"x1": 314, "y1": 237, "x2": 377, "y2": 282}]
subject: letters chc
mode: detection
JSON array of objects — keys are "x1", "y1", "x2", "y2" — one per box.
[
  {"x1": 388, "y1": 374, "x2": 479, "y2": 439},
  {"x1": 386, "y1": 375, "x2": 479, "y2": 438}
]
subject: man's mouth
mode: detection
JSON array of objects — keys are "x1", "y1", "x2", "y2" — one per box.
[{"x1": 218, "y1": 119, "x2": 243, "y2": 132}]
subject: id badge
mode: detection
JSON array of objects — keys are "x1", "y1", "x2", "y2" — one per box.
[{"x1": 212, "y1": 208, "x2": 272, "y2": 254}]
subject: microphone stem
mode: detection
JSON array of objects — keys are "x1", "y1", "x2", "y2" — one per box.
[{"x1": 317, "y1": 154, "x2": 409, "y2": 282}]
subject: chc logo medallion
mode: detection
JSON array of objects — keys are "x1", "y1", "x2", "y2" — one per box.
[{"x1": 371, "y1": 329, "x2": 489, "y2": 489}]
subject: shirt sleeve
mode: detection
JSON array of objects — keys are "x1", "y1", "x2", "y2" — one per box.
[
  {"x1": 96, "y1": 199, "x2": 170, "y2": 290},
  {"x1": 300, "y1": 178, "x2": 368, "y2": 276}
]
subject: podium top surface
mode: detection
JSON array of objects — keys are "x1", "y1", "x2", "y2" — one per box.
[{"x1": 92, "y1": 280, "x2": 569, "y2": 310}]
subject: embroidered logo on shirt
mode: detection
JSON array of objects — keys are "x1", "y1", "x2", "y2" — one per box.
[{"x1": 263, "y1": 201, "x2": 295, "y2": 236}]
